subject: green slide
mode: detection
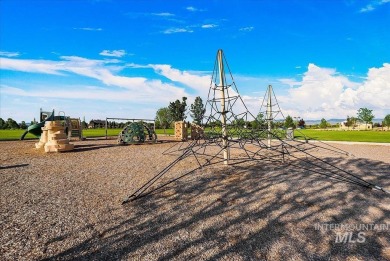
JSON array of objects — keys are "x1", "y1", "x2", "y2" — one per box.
[{"x1": 20, "y1": 110, "x2": 55, "y2": 140}]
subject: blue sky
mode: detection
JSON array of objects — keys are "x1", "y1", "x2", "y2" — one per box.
[{"x1": 1, "y1": 0, "x2": 389, "y2": 122}]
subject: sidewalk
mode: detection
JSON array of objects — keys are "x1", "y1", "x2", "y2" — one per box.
[{"x1": 306, "y1": 140, "x2": 390, "y2": 146}]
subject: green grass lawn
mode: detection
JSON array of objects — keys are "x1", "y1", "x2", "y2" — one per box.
[
  {"x1": 83, "y1": 128, "x2": 175, "y2": 137},
  {"x1": 155, "y1": 129, "x2": 174, "y2": 135},
  {"x1": 83, "y1": 128, "x2": 123, "y2": 137},
  {"x1": 0, "y1": 129, "x2": 37, "y2": 140},
  {"x1": 295, "y1": 129, "x2": 390, "y2": 143},
  {"x1": 0, "y1": 128, "x2": 176, "y2": 140},
  {"x1": 1, "y1": 128, "x2": 389, "y2": 142}
]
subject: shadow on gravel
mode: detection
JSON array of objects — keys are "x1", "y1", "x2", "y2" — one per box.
[
  {"x1": 0, "y1": 164, "x2": 29, "y2": 170},
  {"x1": 72, "y1": 140, "x2": 180, "y2": 153},
  {"x1": 72, "y1": 144, "x2": 118, "y2": 152},
  {"x1": 43, "y1": 156, "x2": 390, "y2": 260}
]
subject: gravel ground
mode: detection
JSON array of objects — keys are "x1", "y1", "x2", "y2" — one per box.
[{"x1": 1, "y1": 138, "x2": 389, "y2": 260}]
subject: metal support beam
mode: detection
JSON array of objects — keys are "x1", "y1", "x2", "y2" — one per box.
[
  {"x1": 266, "y1": 85, "x2": 273, "y2": 148},
  {"x1": 217, "y1": 49, "x2": 229, "y2": 165}
]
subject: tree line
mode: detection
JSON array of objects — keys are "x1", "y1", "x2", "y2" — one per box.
[
  {"x1": 0, "y1": 118, "x2": 30, "y2": 130},
  {"x1": 2, "y1": 106, "x2": 389, "y2": 131},
  {"x1": 154, "y1": 97, "x2": 299, "y2": 131},
  {"x1": 284, "y1": 108, "x2": 390, "y2": 129},
  {"x1": 155, "y1": 96, "x2": 206, "y2": 133},
  {"x1": 155, "y1": 102, "x2": 390, "y2": 132}
]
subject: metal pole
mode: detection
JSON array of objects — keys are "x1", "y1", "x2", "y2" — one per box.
[
  {"x1": 217, "y1": 50, "x2": 229, "y2": 165},
  {"x1": 267, "y1": 85, "x2": 272, "y2": 148},
  {"x1": 105, "y1": 118, "x2": 108, "y2": 140}
]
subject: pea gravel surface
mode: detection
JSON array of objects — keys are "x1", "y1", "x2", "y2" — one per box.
[{"x1": 1, "y1": 138, "x2": 389, "y2": 260}]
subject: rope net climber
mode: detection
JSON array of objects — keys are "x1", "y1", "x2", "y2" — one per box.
[{"x1": 122, "y1": 49, "x2": 388, "y2": 204}]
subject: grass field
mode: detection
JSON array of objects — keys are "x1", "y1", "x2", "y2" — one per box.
[
  {"x1": 0, "y1": 128, "x2": 389, "y2": 142},
  {"x1": 0, "y1": 128, "x2": 176, "y2": 141},
  {"x1": 0, "y1": 130, "x2": 37, "y2": 140},
  {"x1": 295, "y1": 129, "x2": 390, "y2": 143},
  {"x1": 83, "y1": 128, "x2": 175, "y2": 136}
]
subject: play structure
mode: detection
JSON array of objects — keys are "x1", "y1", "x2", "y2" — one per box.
[
  {"x1": 35, "y1": 121, "x2": 74, "y2": 152},
  {"x1": 117, "y1": 121, "x2": 157, "y2": 145},
  {"x1": 174, "y1": 121, "x2": 188, "y2": 140},
  {"x1": 20, "y1": 109, "x2": 83, "y2": 140},
  {"x1": 104, "y1": 117, "x2": 155, "y2": 141},
  {"x1": 122, "y1": 49, "x2": 388, "y2": 204},
  {"x1": 173, "y1": 121, "x2": 204, "y2": 141}
]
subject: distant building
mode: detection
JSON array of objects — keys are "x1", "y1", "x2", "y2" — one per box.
[
  {"x1": 339, "y1": 121, "x2": 372, "y2": 130},
  {"x1": 88, "y1": 120, "x2": 105, "y2": 129}
]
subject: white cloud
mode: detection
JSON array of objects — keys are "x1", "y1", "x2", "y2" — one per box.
[
  {"x1": 0, "y1": 57, "x2": 64, "y2": 75},
  {"x1": 277, "y1": 63, "x2": 390, "y2": 119},
  {"x1": 186, "y1": 6, "x2": 205, "y2": 12},
  {"x1": 360, "y1": 0, "x2": 390, "y2": 12},
  {"x1": 0, "y1": 56, "x2": 215, "y2": 121},
  {"x1": 279, "y1": 78, "x2": 301, "y2": 87},
  {"x1": 239, "y1": 26, "x2": 254, "y2": 32},
  {"x1": 1, "y1": 83, "x2": 185, "y2": 104},
  {"x1": 0, "y1": 56, "x2": 184, "y2": 94},
  {"x1": 99, "y1": 50, "x2": 127, "y2": 57},
  {"x1": 186, "y1": 6, "x2": 197, "y2": 12},
  {"x1": 163, "y1": 28, "x2": 194, "y2": 34},
  {"x1": 353, "y1": 63, "x2": 390, "y2": 108},
  {"x1": 126, "y1": 63, "x2": 150, "y2": 69},
  {"x1": 152, "y1": 12, "x2": 174, "y2": 17},
  {"x1": 73, "y1": 27, "x2": 103, "y2": 31},
  {"x1": 0, "y1": 51, "x2": 20, "y2": 57},
  {"x1": 201, "y1": 24, "x2": 218, "y2": 29},
  {"x1": 149, "y1": 64, "x2": 210, "y2": 96},
  {"x1": 360, "y1": 4, "x2": 374, "y2": 12}
]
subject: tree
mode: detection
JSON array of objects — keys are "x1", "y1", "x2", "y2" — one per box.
[
  {"x1": 30, "y1": 117, "x2": 38, "y2": 126},
  {"x1": 357, "y1": 107, "x2": 374, "y2": 129},
  {"x1": 155, "y1": 107, "x2": 172, "y2": 134},
  {"x1": 168, "y1": 97, "x2": 187, "y2": 122},
  {"x1": 208, "y1": 119, "x2": 221, "y2": 128},
  {"x1": 284, "y1": 115, "x2": 295, "y2": 129},
  {"x1": 0, "y1": 118, "x2": 6, "y2": 129},
  {"x1": 350, "y1": 117, "x2": 358, "y2": 128},
  {"x1": 274, "y1": 121, "x2": 284, "y2": 129},
  {"x1": 6, "y1": 118, "x2": 19, "y2": 129},
  {"x1": 252, "y1": 112, "x2": 265, "y2": 129},
  {"x1": 190, "y1": 96, "x2": 206, "y2": 125},
  {"x1": 344, "y1": 116, "x2": 358, "y2": 129},
  {"x1": 20, "y1": 121, "x2": 27, "y2": 129},
  {"x1": 345, "y1": 116, "x2": 353, "y2": 129},
  {"x1": 319, "y1": 118, "x2": 328, "y2": 129},
  {"x1": 297, "y1": 119, "x2": 305, "y2": 128},
  {"x1": 233, "y1": 118, "x2": 246, "y2": 127},
  {"x1": 383, "y1": 114, "x2": 390, "y2": 130},
  {"x1": 81, "y1": 116, "x2": 88, "y2": 129}
]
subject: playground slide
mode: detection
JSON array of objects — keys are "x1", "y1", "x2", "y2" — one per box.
[{"x1": 20, "y1": 111, "x2": 55, "y2": 140}]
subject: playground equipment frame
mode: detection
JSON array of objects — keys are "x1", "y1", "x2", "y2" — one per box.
[{"x1": 105, "y1": 117, "x2": 155, "y2": 139}]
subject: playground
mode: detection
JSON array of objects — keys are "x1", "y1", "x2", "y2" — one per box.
[
  {"x1": 1, "y1": 138, "x2": 389, "y2": 260},
  {"x1": 1, "y1": 50, "x2": 389, "y2": 260}
]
